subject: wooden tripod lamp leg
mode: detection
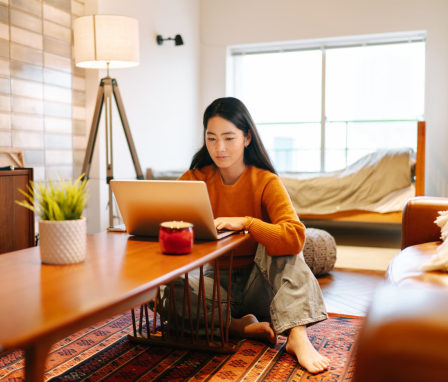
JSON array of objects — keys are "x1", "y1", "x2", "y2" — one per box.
[
  {"x1": 80, "y1": 76, "x2": 144, "y2": 228},
  {"x1": 81, "y1": 80, "x2": 105, "y2": 179},
  {"x1": 111, "y1": 79, "x2": 144, "y2": 180}
]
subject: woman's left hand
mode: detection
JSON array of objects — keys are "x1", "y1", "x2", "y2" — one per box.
[{"x1": 214, "y1": 217, "x2": 248, "y2": 231}]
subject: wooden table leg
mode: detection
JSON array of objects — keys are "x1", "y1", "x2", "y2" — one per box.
[
  {"x1": 128, "y1": 251, "x2": 240, "y2": 353},
  {"x1": 25, "y1": 341, "x2": 52, "y2": 382}
]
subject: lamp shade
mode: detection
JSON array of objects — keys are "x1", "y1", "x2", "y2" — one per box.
[{"x1": 73, "y1": 15, "x2": 139, "y2": 69}]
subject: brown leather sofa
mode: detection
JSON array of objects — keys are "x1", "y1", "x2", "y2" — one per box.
[
  {"x1": 353, "y1": 197, "x2": 448, "y2": 382},
  {"x1": 388, "y1": 196, "x2": 448, "y2": 288}
]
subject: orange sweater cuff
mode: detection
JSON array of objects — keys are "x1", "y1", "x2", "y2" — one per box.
[{"x1": 244, "y1": 216, "x2": 255, "y2": 231}]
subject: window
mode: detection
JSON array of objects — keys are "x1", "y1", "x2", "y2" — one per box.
[{"x1": 227, "y1": 33, "x2": 426, "y2": 173}]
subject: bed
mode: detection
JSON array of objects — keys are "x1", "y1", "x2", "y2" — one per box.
[
  {"x1": 146, "y1": 122, "x2": 425, "y2": 225},
  {"x1": 280, "y1": 121, "x2": 426, "y2": 225}
]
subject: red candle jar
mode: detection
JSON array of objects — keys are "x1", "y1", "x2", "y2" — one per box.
[{"x1": 159, "y1": 221, "x2": 194, "y2": 254}]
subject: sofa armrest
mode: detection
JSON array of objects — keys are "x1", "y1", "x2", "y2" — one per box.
[
  {"x1": 353, "y1": 284, "x2": 448, "y2": 382},
  {"x1": 401, "y1": 196, "x2": 448, "y2": 249}
]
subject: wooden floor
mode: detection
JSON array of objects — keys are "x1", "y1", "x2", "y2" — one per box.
[
  {"x1": 318, "y1": 268, "x2": 385, "y2": 316},
  {"x1": 312, "y1": 223, "x2": 397, "y2": 317}
]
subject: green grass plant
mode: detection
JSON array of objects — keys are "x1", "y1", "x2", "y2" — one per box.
[{"x1": 16, "y1": 175, "x2": 88, "y2": 221}]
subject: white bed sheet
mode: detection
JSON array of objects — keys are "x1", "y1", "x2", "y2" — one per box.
[{"x1": 280, "y1": 148, "x2": 414, "y2": 215}]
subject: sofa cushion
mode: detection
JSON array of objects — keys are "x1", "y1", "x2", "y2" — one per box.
[{"x1": 387, "y1": 241, "x2": 448, "y2": 288}]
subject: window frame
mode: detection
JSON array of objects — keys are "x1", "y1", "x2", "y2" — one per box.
[{"x1": 227, "y1": 31, "x2": 426, "y2": 173}]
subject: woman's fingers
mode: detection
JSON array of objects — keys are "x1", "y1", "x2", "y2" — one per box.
[{"x1": 214, "y1": 217, "x2": 246, "y2": 231}]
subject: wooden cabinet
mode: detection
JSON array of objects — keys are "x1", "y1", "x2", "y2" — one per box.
[{"x1": 0, "y1": 168, "x2": 35, "y2": 254}]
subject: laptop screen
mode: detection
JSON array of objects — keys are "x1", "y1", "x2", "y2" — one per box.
[{"x1": 110, "y1": 179, "x2": 234, "y2": 240}]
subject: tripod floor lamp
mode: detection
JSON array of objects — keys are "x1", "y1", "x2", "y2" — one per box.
[{"x1": 73, "y1": 15, "x2": 144, "y2": 228}]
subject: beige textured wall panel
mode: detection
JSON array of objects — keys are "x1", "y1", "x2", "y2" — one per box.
[
  {"x1": 1, "y1": 0, "x2": 86, "y2": 181},
  {"x1": 12, "y1": 130, "x2": 43, "y2": 148},
  {"x1": 0, "y1": 38, "x2": 8, "y2": 57},
  {"x1": 73, "y1": 148, "x2": 84, "y2": 164},
  {"x1": 44, "y1": 52, "x2": 71, "y2": 72},
  {"x1": 45, "y1": 116, "x2": 71, "y2": 133},
  {"x1": 11, "y1": 78, "x2": 43, "y2": 98},
  {"x1": 72, "y1": 135, "x2": 86, "y2": 149},
  {"x1": 44, "y1": 68, "x2": 71, "y2": 87},
  {"x1": 72, "y1": 119, "x2": 85, "y2": 135},
  {"x1": 0, "y1": 111, "x2": 10, "y2": 128},
  {"x1": 48, "y1": 138, "x2": 72, "y2": 155},
  {"x1": 10, "y1": 26, "x2": 42, "y2": 49},
  {"x1": 23, "y1": 150, "x2": 44, "y2": 165},
  {"x1": 72, "y1": 105, "x2": 84, "y2": 120},
  {"x1": 44, "y1": 37, "x2": 71, "y2": 58},
  {"x1": 0, "y1": 77, "x2": 10, "y2": 93},
  {"x1": 10, "y1": 61, "x2": 42, "y2": 81},
  {"x1": 12, "y1": 96, "x2": 42, "y2": 114},
  {"x1": 43, "y1": 4, "x2": 71, "y2": 26},
  {"x1": 45, "y1": 134, "x2": 72, "y2": 149},
  {"x1": 72, "y1": 89, "x2": 84, "y2": 105},
  {"x1": 43, "y1": 20, "x2": 71, "y2": 42},
  {"x1": 12, "y1": 0, "x2": 41, "y2": 16},
  {"x1": 71, "y1": 1, "x2": 83, "y2": 17},
  {"x1": 11, "y1": 44, "x2": 42, "y2": 66},
  {"x1": 44, "y1": 84, "x2": 72, "y2": 103},
  {"x1": 10, "y1": 9, "x2": 42, "y2": 33},
  {"x1": 0, "y1": 131, "x2": 11, "y2": 145},
  {"x1": 0, "y1": 94, "x2": 10, "y2": 111},
  {"x1": 0, "y1": 5, "x2": 7, "y2": 21},
  {"x1": 33, "y1": 166, "x2": 45, "y2": 181},
  {"x1": 72, "y1": 76, "x2": 85, "y2": 91},
  {"x1": 46, "y1": 149, "x2": 73, "y2": 163},
  {"x1": 46, "y1": 0, "x2": 70, "y2": 13},
  {"x1": 0, "y1": 58, "x2": 9, "y2": 75},
  {"x1": 11, "y1": 114, "x2": 43, "y2": 130},
  {"x1": 0, "y1": 22, "x2": 9, "y2": 40},
  {"x1": 46, "y1": 166, "x2": 72, "y2": 179},
  {"x1": 44, "y1": 101, "x2": 71, "y2": 118}
]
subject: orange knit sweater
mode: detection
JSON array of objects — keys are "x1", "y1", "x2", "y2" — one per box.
[{"x1": 179, "y1": 165, "x2": 306, "y2": 268}]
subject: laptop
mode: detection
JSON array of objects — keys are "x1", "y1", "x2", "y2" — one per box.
[{"x1": 109, "y1": 179, "x2": 236, "y2": 240}]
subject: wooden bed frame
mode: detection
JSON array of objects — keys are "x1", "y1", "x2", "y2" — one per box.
[{"x1": 299, "y1": 121, "x2": 426, "y2": 225}]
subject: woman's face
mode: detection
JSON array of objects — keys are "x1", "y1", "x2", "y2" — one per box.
[{"x1": 205, "y1": 116, "x2": 251, "y2": 172}]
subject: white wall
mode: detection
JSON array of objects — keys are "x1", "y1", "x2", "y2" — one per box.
[
  {"x1": 84, "y1": 0, "x2": 200, "y2": 233},
  {"x1": 199, "y1": 0, "x2": 448, "y2": 197},
  {"x1": 82, "y1": 0, "x2": 448, "y2": 232}
]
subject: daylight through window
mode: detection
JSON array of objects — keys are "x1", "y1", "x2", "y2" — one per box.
[{"x1": 228, "y1": 33, "x2": 426, "y2": 173}]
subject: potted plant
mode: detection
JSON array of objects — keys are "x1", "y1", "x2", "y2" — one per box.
[{"x1": 16, "y1": 175, "x2": 88, "y2": 264}]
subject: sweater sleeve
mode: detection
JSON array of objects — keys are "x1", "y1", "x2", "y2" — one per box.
[{"x1": 245, "y1": 177, "x2": 306, "y2": 256}]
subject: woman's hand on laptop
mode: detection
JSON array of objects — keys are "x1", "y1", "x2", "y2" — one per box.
[{"x1": 214, "y1": 217, "x2": 248, "y2": 231}]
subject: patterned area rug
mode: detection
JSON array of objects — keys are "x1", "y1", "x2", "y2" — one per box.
[{"x1": 0, "y1": 312, "x2": 361, "y2": 381}]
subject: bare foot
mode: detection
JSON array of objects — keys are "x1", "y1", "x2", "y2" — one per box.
[
  {"x1": 230, "y1": 314, "x2": 277, "y2": 345},
  {"x1": 285, "y1": 325, "x2": 330, "y2": 373}
]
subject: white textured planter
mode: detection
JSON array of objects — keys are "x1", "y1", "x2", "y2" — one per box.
[{"x1": 39, "y1": 217, "x2": 87, "y2": 264}]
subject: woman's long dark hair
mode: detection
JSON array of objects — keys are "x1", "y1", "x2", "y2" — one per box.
[{"x1": 189, "y1": 97, "x2": 277, "y2": 174}]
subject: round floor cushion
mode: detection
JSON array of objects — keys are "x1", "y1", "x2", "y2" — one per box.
[{"x1": 303, "y1": 228, "x2": 337, "y2": 276}]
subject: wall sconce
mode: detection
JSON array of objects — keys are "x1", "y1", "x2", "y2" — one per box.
[{"x1": 156, "y1": 34, "x2": 184, "y2": 46}]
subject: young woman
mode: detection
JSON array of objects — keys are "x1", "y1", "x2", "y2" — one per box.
[{"x1": 175, "y1": 97, "x2": 330, "y2": 373}]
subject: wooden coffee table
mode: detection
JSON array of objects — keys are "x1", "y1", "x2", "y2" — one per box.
[{"x1": 0, "y1": 231, "x2": 250, "y2": 381}]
